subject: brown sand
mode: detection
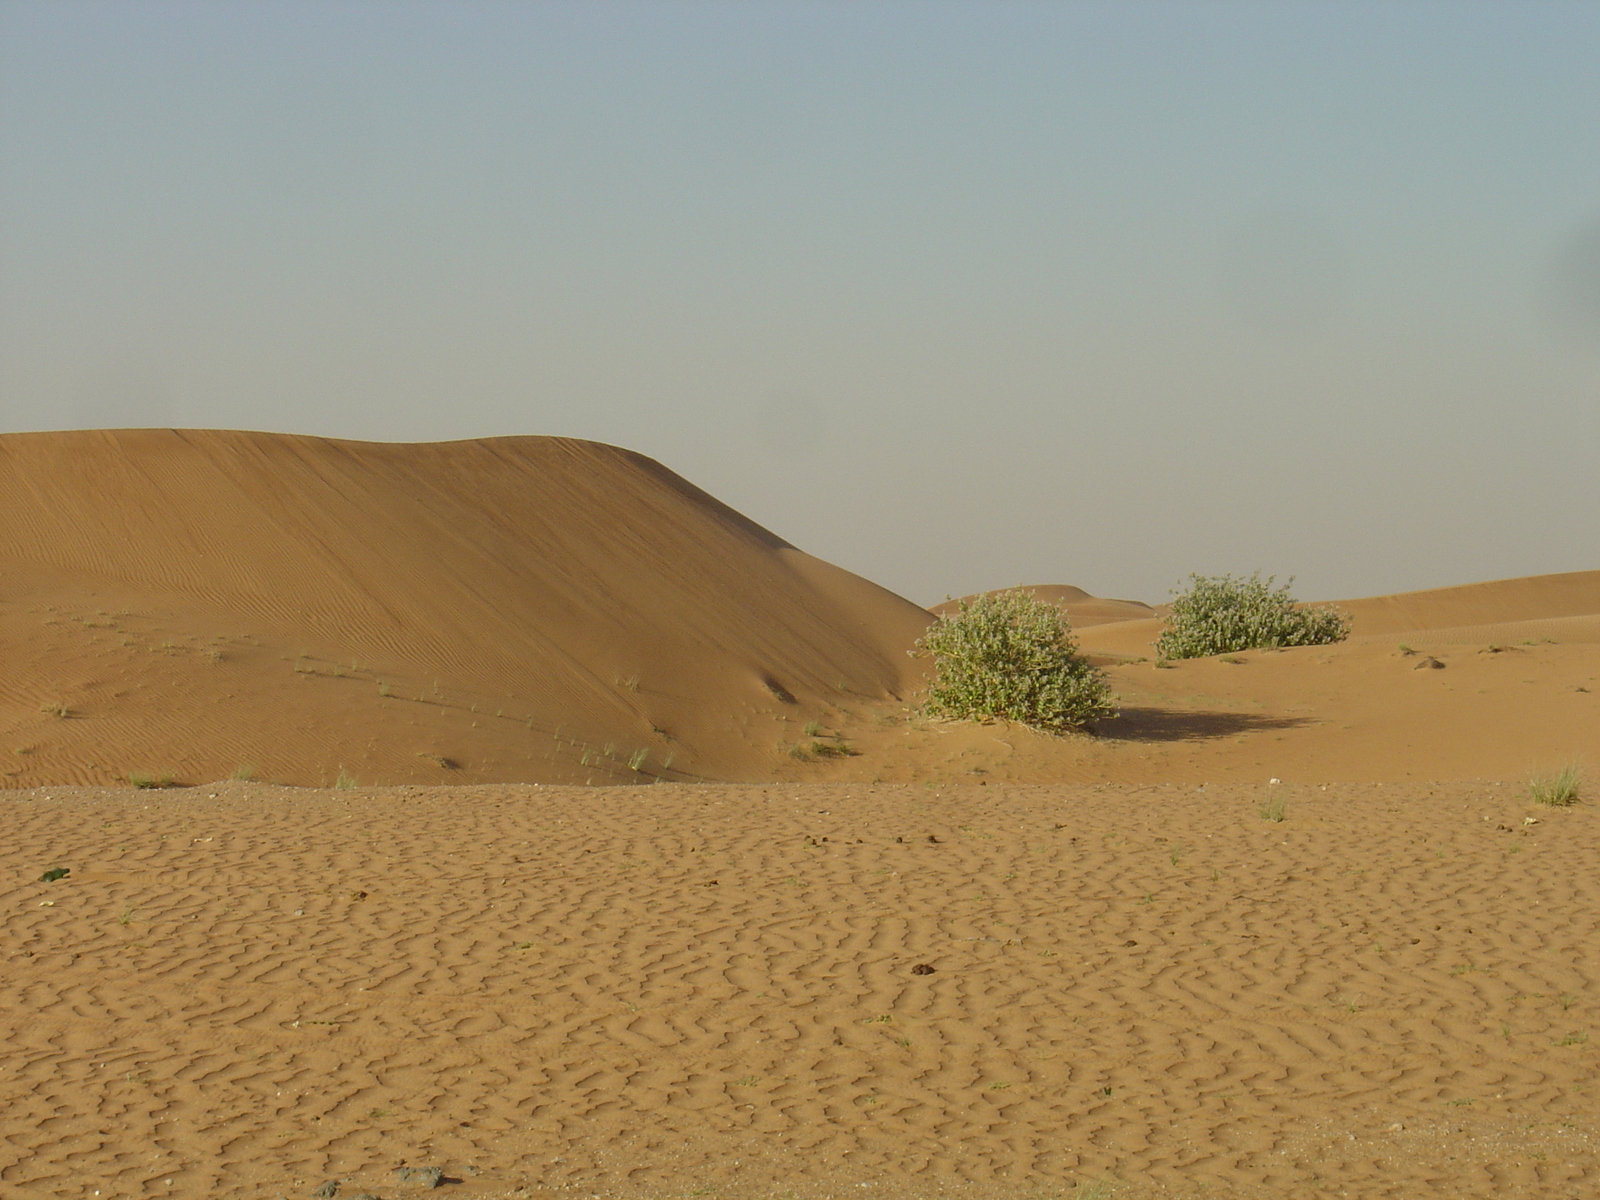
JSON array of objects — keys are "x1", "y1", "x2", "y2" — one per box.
[{"x1": 4, "y1": 779, "x2": 1597, "y2": 1199}]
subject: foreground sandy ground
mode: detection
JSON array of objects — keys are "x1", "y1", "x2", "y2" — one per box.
[{"x1": 3, "y1": 781, "x2": 1596, "y2": 1199}]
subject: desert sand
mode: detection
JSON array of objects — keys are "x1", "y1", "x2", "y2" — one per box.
[
  {"x1": 4, "y1": 780, "x2": 1597, "y2": 1199},
  {"x1": 2, "y1": 430, "x2": 1596, "y2": 1198}
]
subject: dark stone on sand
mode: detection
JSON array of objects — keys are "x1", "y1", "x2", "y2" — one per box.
[
  {"x1": 910, "y1": 963, "x2": 935, "y2": 975},
  {"x1": 394, "y1": 1166, "x2": 444, "y2": 1188}
]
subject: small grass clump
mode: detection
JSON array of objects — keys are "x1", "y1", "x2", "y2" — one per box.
[
  {"x1": 912, "y1": 590, "x2": 1115, "y2": 732},
  {"x1": 1528, "y1": 765, "x2": 1582, "y2": 808},
  {"x1": 809, "y1": 740, "x2": 858, "y2": 758},
  {"x1": 1259, "y1": 791, "x2": 1288, "y2": 822},
  {"x1": 1155, "y1": 572, "x2": 1350, "y2": 660},
  {"x1": 127, "y1": 772, "x2": 174, "y2": 789}
]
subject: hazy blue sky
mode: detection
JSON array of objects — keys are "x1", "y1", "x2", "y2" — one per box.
[{"x1": 2, "y1": 1, "x2": 1597, "y2": 605}]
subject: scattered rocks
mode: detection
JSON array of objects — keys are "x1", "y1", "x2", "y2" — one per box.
[{"x1": 311, "y1": 1182, "x2": 339, "y2": 1199}]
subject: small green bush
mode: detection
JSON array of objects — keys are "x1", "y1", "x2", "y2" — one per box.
[
  {"x1": 1155, "y1": 572, "x2": 1351, "y2": 660},
  {"x1": 912, "y1": 590, "x2": 1116, "y2": 731},
  {"x1": 1528, "y1": 765, "x2": 1581, "y2": 807}
]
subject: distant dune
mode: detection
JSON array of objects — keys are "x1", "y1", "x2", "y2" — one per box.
[
  {"x1": 929, "y1": 583, "x2": 1157, "y2": 628},
  {"x1": 1071, "y1": 570, "x2": 1600, "y2": 659},
  {"x1": 1336, "y1": 569, "x2": 1600, "y2": 636},
  {"x1": 0, "y1": 429, "x2": 932, "y2": 787}
]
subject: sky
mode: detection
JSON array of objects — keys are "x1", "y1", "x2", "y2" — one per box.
[{"x1": 2, "y1": 0, "x2": 1597, "y2": 606}]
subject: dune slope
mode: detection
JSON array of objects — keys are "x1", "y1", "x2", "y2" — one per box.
[{"x1": 0, "y1": 430, "x2": 932, "y2": 788}]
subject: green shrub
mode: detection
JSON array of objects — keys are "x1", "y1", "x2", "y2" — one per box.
[
  {"x1": 1154, "y1": 572, "x2": 1351, "y2": 660},
  {"x1": 1528, "y1": 765, "x2": 1581, "y2": 807},
  {"x1": 912, "y1": 590, "x2": 1116, "y2": 731}
]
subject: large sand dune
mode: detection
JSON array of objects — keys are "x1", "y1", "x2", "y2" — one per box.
[{"x1": 0, "y1": 429, "x2": 931, "y2": 788}]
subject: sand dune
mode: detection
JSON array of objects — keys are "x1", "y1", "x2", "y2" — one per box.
[
  {"x1": 4, "y1": 779, "x2": 1596, "y2": 1198},
  {"x1": 1336, "y1": 570, "x2": 1600, "y2": 637},
  {"x1": 0, "y1": 430, "x2": 931, "y2": 788},
  {"x1": 930, "y1": 584, "x2": 1157, "y2": 628},
  {"x1": 1000, "y1": 571, "x2": 1600, "y2": 659}
]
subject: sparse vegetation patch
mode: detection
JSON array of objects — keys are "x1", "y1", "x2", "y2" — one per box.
[
  {"x1": 1528, "y1": 765, "x2": 1582, "y2": 808},
  {"x1": 912, "y1": 590, "x2": 1115, "y2": 732},
  {"x1": 1155, "y1": 572, "x2": 1351, "y2": 660}
]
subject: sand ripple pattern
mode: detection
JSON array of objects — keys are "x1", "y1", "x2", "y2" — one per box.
[{"x1": 1, "y1": 781, "x2": 1596, "y2": 1199}]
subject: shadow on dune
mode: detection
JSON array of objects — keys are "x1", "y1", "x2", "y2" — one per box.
[{"x1": 1098, "y1": 707, "x2": 1313, "y2": 743}]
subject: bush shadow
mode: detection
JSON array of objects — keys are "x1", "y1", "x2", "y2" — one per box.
[{"x1": 1098, "y1": 706, "x2": 1313, "y2": 744}]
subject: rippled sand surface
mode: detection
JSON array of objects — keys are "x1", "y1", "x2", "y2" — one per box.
[{"x1": 4, "y1": 780, "x2": 1596, "y2": 1199}]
